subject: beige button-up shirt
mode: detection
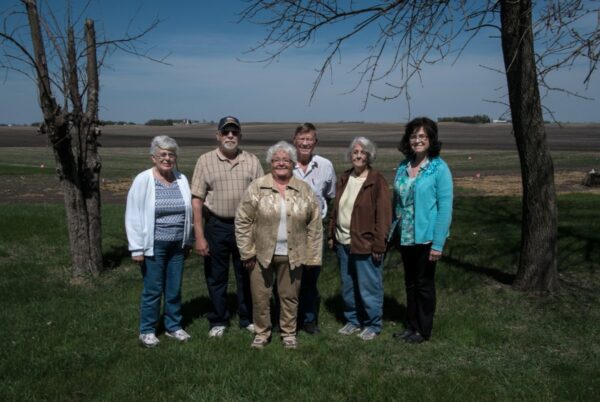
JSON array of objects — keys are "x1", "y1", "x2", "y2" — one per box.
[
  {"x1": 235, "y1": 174, "x2": 323, "y2": 269},
  {"x1": 191, "y1": 148, "x2": 264, "y2": 218}
]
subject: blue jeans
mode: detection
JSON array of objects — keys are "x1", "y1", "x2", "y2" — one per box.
[
  {"x1": 139, "y1": 240, "x2": 185, "y2": 334},
  {"x1": 336, "y1": 244, "x2": 383, "y2": 333}
]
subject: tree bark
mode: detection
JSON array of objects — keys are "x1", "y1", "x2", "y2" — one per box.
[
  {"x1": 500, "y1": 0, "x2": 558, "y2": 291},
  {"x1": 25, "y1": 0, "x2": 103, "y2": 278},
  {"x1": 82, "y1": 19, "x2": 103, "y2": 276}
]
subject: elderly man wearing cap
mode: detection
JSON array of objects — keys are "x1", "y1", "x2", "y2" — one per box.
[
  {"x1": 191, "y1": 116, "x2": 264, "y2": 337},
  {"x1": 292, "y1": 122, "x2": 336, "y2": 334}
]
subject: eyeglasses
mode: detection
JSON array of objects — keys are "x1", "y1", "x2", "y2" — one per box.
[
  {"x1": 271, "y1": 158, "x2": 292, "y2": 165},
  {"x1": 153, "y1": 151, "x2": 177, "y2": 159},
  {"x1": 220, "y1": 129, "x2": 241, "y2": 136},
  {"x1": 409, "y1": 134, "x2": 428, "y2": 142}
]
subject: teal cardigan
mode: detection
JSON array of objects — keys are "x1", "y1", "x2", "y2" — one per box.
[{"x1": 392, "y1": 157, "x2": 453, "y2": 251}]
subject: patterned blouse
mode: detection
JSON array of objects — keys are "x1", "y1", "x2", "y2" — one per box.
[
  {"x1": 393, "y1": 159, "x2": 430, "y2": 245},
  {"x1": 154, "y1": 179, "x2": 186, "y2": 241}
]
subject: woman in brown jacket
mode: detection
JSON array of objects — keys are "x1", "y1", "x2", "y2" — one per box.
[{"x1": 328, "y1": 137, "x2": 392, "y2": 341}]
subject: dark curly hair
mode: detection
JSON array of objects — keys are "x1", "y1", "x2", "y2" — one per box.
[{"x1": 398, "y1": 117, "x2": 442, "y2": 158}]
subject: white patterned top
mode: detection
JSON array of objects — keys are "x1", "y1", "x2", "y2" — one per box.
[{"x1": 154, "y1": 179, "x2": 186, "y2": 241}]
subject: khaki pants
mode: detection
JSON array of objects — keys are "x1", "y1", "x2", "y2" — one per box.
[{"x1": 250, "y1": 255, "x2": 302, "y2": 338}]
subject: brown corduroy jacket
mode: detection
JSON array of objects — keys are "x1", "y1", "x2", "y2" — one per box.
[{"x1": 328, "y1": 168, "x2": 392, "y2": 254}]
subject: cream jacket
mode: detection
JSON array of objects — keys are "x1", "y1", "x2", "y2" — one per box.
[
  {"x1": 235, "y1": 174, "x2": 322, "y2": 269},
  {"x1": 125, "y1": 168, "x2": 193, "y2": 257}
]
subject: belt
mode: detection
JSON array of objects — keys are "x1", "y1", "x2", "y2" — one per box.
[{"x1": 206, "y1": 210, "x2": 235, "y2": 224}]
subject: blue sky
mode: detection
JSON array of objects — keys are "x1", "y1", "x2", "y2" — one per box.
[{"x1": 1, "y1": 0, "x2": 598, "y2": 124}]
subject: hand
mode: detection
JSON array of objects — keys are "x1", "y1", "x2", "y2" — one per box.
[
  {"x1": 371, "y1": 252, "x2": 383, "y2": 264},
  {"x1": 429, "y1": 249, "x2": 442, "y2": 262},
  {"x1": 194, "y1": 236, "x2": 210, "y2": 256},
  {"x1": 132, "y1": 255, "x2": 144, "y2": 264},
  {"x1": 242, "y1": 257, "x2": 256, "y2": 270}
]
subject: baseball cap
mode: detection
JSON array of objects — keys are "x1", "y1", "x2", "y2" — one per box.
[{"x1": 218, "y1": 116, "x2": 241, "y2": 130}]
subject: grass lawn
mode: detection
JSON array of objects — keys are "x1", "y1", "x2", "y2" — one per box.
[
  {"x1": 1, "y1": 147, "x2": 599, "y2": 180},
  {"x1": 0, "y1": 194, "x2": 599, "y2": 401}
]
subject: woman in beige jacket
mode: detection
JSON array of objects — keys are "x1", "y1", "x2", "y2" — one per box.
[{"x1": 235, "y1": 141, "x2": 322, "y2": 349}]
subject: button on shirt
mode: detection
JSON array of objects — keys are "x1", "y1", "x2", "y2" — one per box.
[
  {"x1": 293, "y1": 154, "x2": 336, "y2": 219},
  {"x1": 191, "y1": 148, "x2": 264, "y2": 218}
]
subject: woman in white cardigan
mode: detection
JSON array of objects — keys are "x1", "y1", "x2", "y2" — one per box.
[{"x1": 125, "y1": 135, "x2": 193, "y2": 348}]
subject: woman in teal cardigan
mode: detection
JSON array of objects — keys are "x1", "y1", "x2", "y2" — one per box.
[{"x1": 391, "y1": 117, "x2": 453, "y2": 344}]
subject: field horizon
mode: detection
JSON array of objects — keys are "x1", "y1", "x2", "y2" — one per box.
[{"x1": 1, "y1": 121, "x2": 600, "y2": 151}]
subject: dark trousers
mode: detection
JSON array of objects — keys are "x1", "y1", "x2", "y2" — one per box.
[
  {"x1": 204, "y1": 215, "x2": 252, "y2": 328},
  {"x1": 297, "y1": 265, "x2": 321, "y2": 325},
  {"x1": 400, "y1": 244, "x2": 437, "y2": 339}
]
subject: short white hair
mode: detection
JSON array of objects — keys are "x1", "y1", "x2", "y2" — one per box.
[
  {"x1": 266, "y1": 141, "x2": 298, "y2": 164},
  {"x1": 346, "y1": 136, "x2": 377, "y2": 164},
  {"x1": 150, "y1": 135, "x2": 179, "y2": 155}
]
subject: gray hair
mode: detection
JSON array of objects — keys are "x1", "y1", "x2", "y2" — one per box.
[
  {"x1": 149, "y1": 135, "x2": 179, "y2": 155},
  {"x1": 265, "y1": 141, "x2": 298, "y2": 164},
  {"x1": 346, "y1": 136, "x2": 377, "y2": 164}
]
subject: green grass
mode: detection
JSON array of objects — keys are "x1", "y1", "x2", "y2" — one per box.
[
  {"x1": 0, "y1": 147, "x2": 598, "y2": 180},
  {"x1": 1, "y1": 195, "x2": 599, "y2": 401}
]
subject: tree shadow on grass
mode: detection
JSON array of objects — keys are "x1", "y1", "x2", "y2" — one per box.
[
  {"x1": 102, "y1": 244, "x2": 130, "y2": 271},
  {"x1": 557, "y1": 225, "x2": 600, "y2": 272},
  {"x1": 443, "y1": 255, "x2": 515, "y2": 285},
  {"x1": 383, "y1": 295, "x2": 406, "y2": 323},
  {"x1": 323, "y1": 294, "x2": 407, "y2": 325},
  {"x1": 323, "y1": 294, "x2": 345, "y2": 323},
  {"x1": 178, "y1": 293, "x2": 240, "y2": 330}
]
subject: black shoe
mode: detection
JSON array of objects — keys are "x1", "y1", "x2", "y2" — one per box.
[
  {"x1": 405, "y1": 331, "x2": 427, "y2": 344},
  {"x1": 393, "y1": 329, "x2": 414, "y2": 340},
  {"x1": 302, "y1": 322, "x2": 320, "y2": 334}
]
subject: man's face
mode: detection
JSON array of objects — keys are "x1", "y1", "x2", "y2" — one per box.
[
  {"x1": 217, "y1": 124, "x2": 241, "y2": 153},
  {"x1": 293, "y1": 130, "x2": 317, "y2": 159}
]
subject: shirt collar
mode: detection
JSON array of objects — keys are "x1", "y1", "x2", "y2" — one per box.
[
  {"x1": 262, "y1": 174, "x2": 302, "y2": 193},
  {"x1": 216, "y1": 148, "x2": 244, "y2": 162}
]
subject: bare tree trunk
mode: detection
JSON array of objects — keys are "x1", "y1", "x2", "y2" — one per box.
[
  {"x1": 83, "y1": 19, "x2": 103, "y2": 276},
  {"x1": 25, "y1": 0, "x2": 102, "y2": 278},
  {"x1": 500, "y1": 0, "x2": 558, "y2": 291}
]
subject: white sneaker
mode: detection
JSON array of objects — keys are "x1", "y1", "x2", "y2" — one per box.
[
  {"x1": 208, "y1": 325, "x2": 226, "y2": 338},
  {"x1": 166, "y1": 329, "x2": 191, "y2": 342},
  {"x1": 139, "y1": 333, "x2": 160, "y2": 348},
  {"x1": 357, "y1": 327, "x2": 378, "y2": 341},
  {"x1": 338, "y1": 323, "x2": 361, "y2": 335},
  {"x1": 245, "y1": 324, "x2": 255, "y2": 334}
]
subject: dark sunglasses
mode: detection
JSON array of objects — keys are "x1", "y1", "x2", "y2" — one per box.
[{"x1": 220, "y1": 129, "x2": 241, "y2": 136}]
